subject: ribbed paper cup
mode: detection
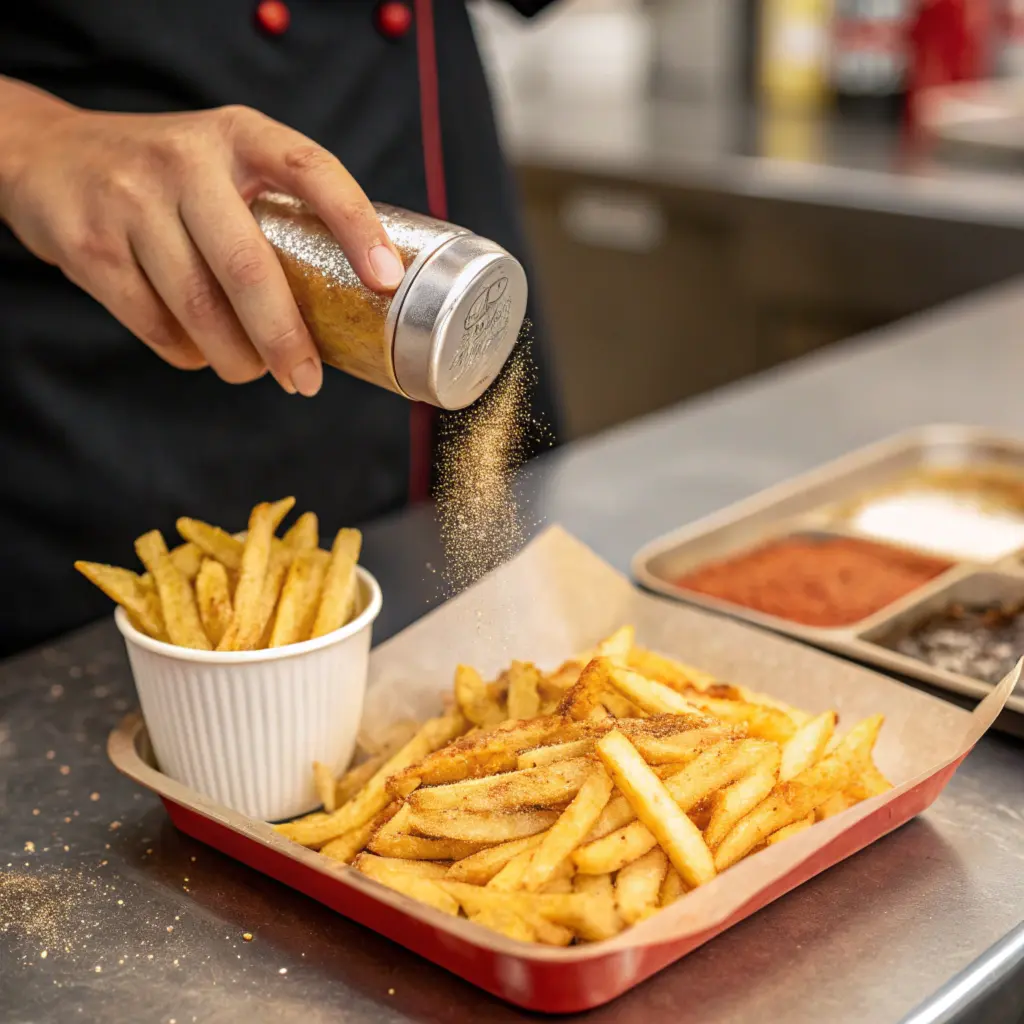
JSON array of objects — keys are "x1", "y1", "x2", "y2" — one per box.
[{"x1": 115, "y1": 567, "x2": 382, "y2": 822}]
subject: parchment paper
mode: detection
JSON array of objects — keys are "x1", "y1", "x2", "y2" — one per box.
[{"x1": 363, "y1": 526, "x2": 1017, "y2": 950}]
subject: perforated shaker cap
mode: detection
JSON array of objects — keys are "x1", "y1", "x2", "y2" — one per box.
[{"x1": 389, "y1": 234, "x2": 528, "y2": 410}]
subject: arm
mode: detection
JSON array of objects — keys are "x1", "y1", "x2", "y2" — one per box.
[{"x1": 0, "y1": 76, "x2": 405, "y2": 396}]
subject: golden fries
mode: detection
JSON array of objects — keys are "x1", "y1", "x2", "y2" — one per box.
[
  {"x1": 506, "y1": 661, "x2": 542, "y2": 721},
  {"x1": 195, "y1": 558, "x2": 233, "y2": 648},
  {"x1": 311, "y1": 528, "x2": 362, "y2": 639},
  {"x1": 270, "y1": 549, "x2": 329, "y2": 648},
  {"x1": 176, "y1": 518, "x2": 245, "y2": 571},
  {"x1": 355, "y1": 854, "x2": 459, "y2": 916},
  {"x1": 596, "y1": 730, "x2": 716, "y2": 888},
  {"x1": 408, "y1": 757, "x2": 593, "y2": 815},
  {"x1": 218, "y1": 502, "x2": 276, "y2": 652},
  {"x1": 276, "y1": 711, "x2": 466, "y2": 847},
  {"x1": 77, "y1": 498, "x2": 367, "y2": 652},
  {"x1": 74, "y1": 561, "x2": 167, "y2": 641},
  {"x1": 780, "y1": 711, "x2": 837, "y2": 782},
  {"x1": 269, "y1": 625, "x2": 891, "y2": 947},
  {"x1": 615, "y1": 847, "x2": 668, "y2": 925},
  {"x1": 135, "y1": 530, "x2": 211, "y2": 650},
  {"x1": 446, "y1": 835, "x2": 546, "y2": 885},
  {"x1": 520, "y1": 769, "x2": 614, "y2": 893},
  {"x1": 283, "y1": 511, "x2": 319, "y2": 551}
]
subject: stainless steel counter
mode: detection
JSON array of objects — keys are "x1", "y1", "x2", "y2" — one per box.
[
  {"x1": 3, "y1": 281, "x2": 1024, "y2": 1022},
  {"x1": 504, "y1": 97, "x2": 1024, "y2": 229}
]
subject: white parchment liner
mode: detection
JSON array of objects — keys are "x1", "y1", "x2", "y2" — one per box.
[{"x1": 362, "y1": 526, "x2": 1017, "y2": 952}]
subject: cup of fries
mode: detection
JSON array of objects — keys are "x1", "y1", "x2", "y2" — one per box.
[{"x1": 78, "y1": 498, "x2": 382, "y2": 821}]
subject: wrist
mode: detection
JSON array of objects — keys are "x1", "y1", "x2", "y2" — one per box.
[{"x1": 0, "y1": 78, "x2": 79, "y2": 216}]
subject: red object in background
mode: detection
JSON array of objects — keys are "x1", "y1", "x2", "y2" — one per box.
[
  {"x1": 376, "y1": 1, "x2": 414, "y2": 39},
  {"x1": 907, "y1": 0, "x2": 994, "y2": 119},
  {"x1": 256, "y1": 0, "x2": 290, "y2": 36}
]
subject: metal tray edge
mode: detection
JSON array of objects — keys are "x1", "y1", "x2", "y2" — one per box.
[{"x1": 631, "y1": 426, "x2": 1024, "y2": 720}]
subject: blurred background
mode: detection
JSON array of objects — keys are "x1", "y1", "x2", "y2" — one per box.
[{"x1": 468, "y1": 0, "x2": 1024, "y2": 440}]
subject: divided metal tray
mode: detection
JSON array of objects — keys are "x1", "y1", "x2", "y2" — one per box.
[{"x1": 632, "y1": 425, "x2": 1024, "y2": 721}]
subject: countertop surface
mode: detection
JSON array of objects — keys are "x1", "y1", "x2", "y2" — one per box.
[
  {"x1": 504, "y1": 95, "x2": 1024, "y2": 229},
  {"x1": 4, "y1": 281, "x2": 1024, "y2": 1023}
]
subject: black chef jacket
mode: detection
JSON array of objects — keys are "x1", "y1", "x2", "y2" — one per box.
[{"x1": 0, "y1": 0, "x2": 559, "y2": 656}]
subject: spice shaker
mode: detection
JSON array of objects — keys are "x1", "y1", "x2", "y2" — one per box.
[{"x1": 253, "y1": 193, "x2": 528, "y2": 410}]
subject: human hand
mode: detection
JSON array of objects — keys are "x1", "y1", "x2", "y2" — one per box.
[{"x1": 0, "y1": 95, "x2": 405, "y2": 396}]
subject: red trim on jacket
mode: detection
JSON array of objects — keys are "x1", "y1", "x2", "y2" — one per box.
[{"x1": 408, "y1": 0, "x2": 446, "y2": 503}]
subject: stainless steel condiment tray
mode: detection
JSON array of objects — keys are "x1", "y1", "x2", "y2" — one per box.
[{"x1": 632, "y1": 425, "x2": 1024, "y2": 722}]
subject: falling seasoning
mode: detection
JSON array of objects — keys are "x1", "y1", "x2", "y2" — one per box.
[
  {"x1": 434, "y1": 346, "x2": 546, "y2": 596},
  {"x1": 890, "y1": 600, "x2": 1024, "y2": 683}
]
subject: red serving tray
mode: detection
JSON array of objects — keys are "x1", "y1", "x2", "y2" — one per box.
[{"x1": 108, "y1": 712, "x2": 965, "y2": 1013}]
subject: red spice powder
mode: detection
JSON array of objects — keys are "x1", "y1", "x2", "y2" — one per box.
[{"x1": 674, "y1": 535, "x2": 952, "y2": 628}]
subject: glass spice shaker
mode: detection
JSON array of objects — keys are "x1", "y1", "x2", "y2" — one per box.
[{"x1": 253, "y1": 193, "x2": 528, "y2": 410}]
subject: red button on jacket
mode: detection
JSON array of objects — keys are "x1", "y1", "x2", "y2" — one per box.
[
  {"x1": 256, "y1": 0, "x2": 290, "y2": 36},
  {"x1": 376, "y1": 1, "x2": 413, "y2": 39}
]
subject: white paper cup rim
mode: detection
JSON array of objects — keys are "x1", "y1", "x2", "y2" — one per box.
[{"x1": 114, "y1": 565, "x2": 383, "y2": 664}]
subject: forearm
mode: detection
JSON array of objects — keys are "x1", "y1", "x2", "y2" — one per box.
[{"x1": 0, "y1": 75, "x2": 77, "y2": 216}]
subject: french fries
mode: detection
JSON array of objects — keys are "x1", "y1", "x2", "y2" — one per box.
[
  {"x1": 74, "y1": 561, "x2": 167, "y2": 641},
  {"x1": 135, "y1": 530, "x2": 211, "y2": 650},
  {"x1": 311, "y1": 528, "x2": 362, "y2": 639},
  {"x1": 195, "y1": 558, "x2": 233, "y2": 648},
  {"x1": 271, "y1": 626, "x2": 892, "y2": 947},
  {"x1": 76, "y1": 499, "x2": 367, "y2": 652}
]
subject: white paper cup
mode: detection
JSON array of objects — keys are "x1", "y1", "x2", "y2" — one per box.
[{"x1": 115, "y1": 567, "x2": 382, "y2": 822}]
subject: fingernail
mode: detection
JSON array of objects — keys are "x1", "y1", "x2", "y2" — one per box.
[
  {"x1": 290, "y1": 359, "x2": 322, "y2": 397},
  {"x1": 368, "y1": 244, "x2": 405, "y2": 290}
]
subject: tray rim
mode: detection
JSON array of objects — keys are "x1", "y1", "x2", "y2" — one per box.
[
  {"x1": 631, "y1": 424, "x2": 1024, "y2": 716},
  {"x1": 106, "y1": 709, "x2": 968, "y2": 1012}
]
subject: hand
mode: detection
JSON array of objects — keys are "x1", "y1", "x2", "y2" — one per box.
[{"x1": 0, "y1": 96, "x2": 406, "y2": 396}]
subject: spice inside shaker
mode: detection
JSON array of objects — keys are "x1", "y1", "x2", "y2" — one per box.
[{"x1": 253, "y1": 193, "x2": 528, "y2": 410}]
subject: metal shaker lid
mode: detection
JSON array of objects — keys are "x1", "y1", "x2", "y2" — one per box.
[{"x1": 390, "y1": 234, "x2": 528, "y2": 410}]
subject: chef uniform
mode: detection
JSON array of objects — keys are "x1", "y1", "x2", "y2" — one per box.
[{"x1": 0, "y1": 0, "x2": 558, "y2": 656}]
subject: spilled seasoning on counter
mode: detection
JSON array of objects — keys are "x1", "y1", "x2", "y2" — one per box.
[
  {"x1": 675, "y1": 535, "x2": 953, "y2": 628},
  {"x1": 0, "y1": 870, "x2": 85, "y2": 951}
]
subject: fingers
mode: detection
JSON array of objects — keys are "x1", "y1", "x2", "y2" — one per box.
[
  {"x1": 233, "y1": 116, "x2": 405, "y2": 293},
  {"x1": 177, "y1": 175, "x2": 324, "y2": 396},
  {"x1": 128, "y1": 211, "x2": 271, "y2": 387},
  {"x1": 69, "y1": 261, "x2": 208, "y2": 372}
]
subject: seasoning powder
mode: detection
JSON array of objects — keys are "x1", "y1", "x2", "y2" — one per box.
[
  {"x1": 674, "y1": 535, "x2": 952, "y2": 628},
  {"x1": 891, "y1": 601, "x2": 1024, "y2": 683},
  {"x1": 434, "y1": 348, "x2": 534, "y2": 596},
  {"x1": 840, "y1": 465, "x2": 1024, "y2": 562}
]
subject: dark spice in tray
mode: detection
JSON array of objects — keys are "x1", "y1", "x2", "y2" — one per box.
[
  {"x1": 673, "y1": 535, "x2": 952, "y2": 629},
  {"x1": 892, "y1": 601, "x2": 1024, "y2": 684}
]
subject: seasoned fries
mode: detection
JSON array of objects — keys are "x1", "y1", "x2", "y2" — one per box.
[
  {"x1": 311, "y1": 528, "x2": 362, "y2": 639},
  {"x1": 195, "y1": 558, "x2": 233, "y2": 648},
  {"x1": 276, "y1": 626, "x2": 892, "y2": 947},
  {"x1": 76, "y1": 499, "x2": 367, "y2": 652},
  {"x1": 135, "y1": 529, "x2": 211, "y2": 650}
]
